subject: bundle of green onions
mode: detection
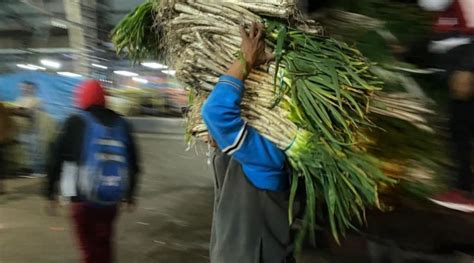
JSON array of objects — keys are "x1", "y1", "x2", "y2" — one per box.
[
  {"x1": 111, "y1": 1, "x2": 160, "y2": 62},
  {"x1": 112, "y1": 0, "x2": 433, "y2": 248},
  {"x1": 311, "y1": 7, "x2": 445, "y2": 198}
]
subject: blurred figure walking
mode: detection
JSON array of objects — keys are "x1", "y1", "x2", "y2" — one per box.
[
  {"x1": 46, "y1": 80, "x2": 140, "y2": 263},
  {"x1": 14, "y1": 81, "x2": 43, "y2": 176},
  {"x1": 0, "y1": 102, "x2": 15, "y2": 194},
  {"x1": 414, "y1": 0, "x2": 474, "y2": 211}
]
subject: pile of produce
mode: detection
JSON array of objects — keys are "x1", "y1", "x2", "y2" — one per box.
[
  {"x1": 113, "y1": 0, "x2": 436, "y2": 249},
  {"x1": 111, "y1": 1, "x2": 160, "y2": 62},
  {"x1": 311, "y1": 2, "x2": 449, "y2": 197}
]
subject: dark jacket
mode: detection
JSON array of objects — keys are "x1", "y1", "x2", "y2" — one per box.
[{"x1": 46, "y1": 106, "x2": 140, "y2": 201}]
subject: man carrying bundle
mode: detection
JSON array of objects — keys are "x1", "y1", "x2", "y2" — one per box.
[{"x1": 202, "y1": 22, "x2": 293, "y2": 263}]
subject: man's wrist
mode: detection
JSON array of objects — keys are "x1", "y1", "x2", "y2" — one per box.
[
  {"x1": 240, "y1": 60, "x2": 253, "y2": 78},
  {"x1": 243, "y1": 56, "x2": 255, "y2": 71},
  {"x1": 227, "y1": 60, "x2": 250, "y2": 81},
  {"x1": 238, "y1": 52, "x2": 254, "y2": 78},
  {"x1": 243, "y1": 52, "x2": 258, "y2": 71}
]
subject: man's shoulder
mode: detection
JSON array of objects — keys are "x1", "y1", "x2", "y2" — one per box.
[
  {"x1": 105, "y1": 108, "x2": 129, "y2": 124},
  {"x1": 108, "y1": 108, "x2": 126, "y2": 119},
  {"x1": 99, "y1": 108, "x2": 133, "y2": 131}
]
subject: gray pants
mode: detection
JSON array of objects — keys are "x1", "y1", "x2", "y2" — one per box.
[{"x1": 210, "y1": 150, "x2": 291, "y2": 263}]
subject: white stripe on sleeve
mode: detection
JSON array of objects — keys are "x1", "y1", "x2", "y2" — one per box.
[{"x1": 222, "y1": 122, "x2": 248, "y2": 154}]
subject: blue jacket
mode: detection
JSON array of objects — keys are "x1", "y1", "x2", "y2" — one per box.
[{"x1": 201, "y1": 75, "x2": 288, "y2": 191}]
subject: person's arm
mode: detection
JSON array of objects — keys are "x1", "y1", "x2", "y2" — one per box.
[
  {"x1": 45, "y1": 116, "x2": 83, "y2": 200},
  {"x1": 201, "y1": 23, "x2": 286, "y2": 190}
]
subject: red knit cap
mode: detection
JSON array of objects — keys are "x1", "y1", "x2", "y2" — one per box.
[{"x1": 75, "y1": 80, "x2": 106, "y2": 109}]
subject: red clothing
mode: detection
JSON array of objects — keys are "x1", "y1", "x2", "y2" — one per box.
[
  {"x1": 70, "y1": 203, "x2": 118, "y2": 263},
  {"x1": 434, "y1": 0, "x2": 474, "y2": 35}
]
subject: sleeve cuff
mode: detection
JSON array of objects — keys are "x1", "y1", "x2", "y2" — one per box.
[{"x1": 218, "y1": 75, "x2": 244, "y2": 93}]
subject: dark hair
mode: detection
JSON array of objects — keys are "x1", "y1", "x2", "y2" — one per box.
[{"x1": 22, "y1": 81, "x2": 36, "y2": 87}]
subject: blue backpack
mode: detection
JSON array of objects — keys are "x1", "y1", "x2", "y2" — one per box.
[{"x1": 77, "y1": 111, "x2": 130, "y2": 205}]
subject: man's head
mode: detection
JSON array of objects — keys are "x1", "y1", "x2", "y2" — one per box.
[
  {"x1": 20, "y1": 81, "x2": 37, "y2": 97},
  {"x1": 74, "y1": 79, "x2": 106, "y2": 109}
]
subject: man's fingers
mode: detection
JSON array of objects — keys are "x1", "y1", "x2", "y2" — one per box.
[
  {"x1": 239, "y1": 25, "x2": 248, "y2": 40},
  {"x1": 240, "y1": 22, "x2": 263, "y2": 40},
  {"x1": 256, "y1": 25, "x2": 263, "y2": 40},
  {"x1": 250, "y1": 22, "x2": 257, "y2": 38}
]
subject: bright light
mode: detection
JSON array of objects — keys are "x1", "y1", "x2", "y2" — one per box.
[
  {"x1": 27, "y1": 64, "x2": 46, "y2": 70},
  {"x1": 17, "y1": 64, "x2": 39, "y2": 70},
  {"x1": 40, "y1": 59, "x2": 61, "y2": 69},
  {"x1": 162, "y1": 70, "x2": 176, "y2": 76},
  {"x1": 92, "y1": 63, "x2": 108, "y2": 69},
  {"x1": 132, "y1": 77, "x2": 148, "y2": 84},
  {"x1": 17, "y1": 64, "x2": 46, "y2": 70},
  {"x1": 57, "y1": 72, "x2": 82, "y2": 78},
  {"x1": 51, "y1": 20, "x2": 68, "y2": 29},
  {"x1": 141, "y1": 62, "x2": 168, "y2": 69},
  {"x1": 113, "y1": 70, "x2": 138, "y2": 77}
]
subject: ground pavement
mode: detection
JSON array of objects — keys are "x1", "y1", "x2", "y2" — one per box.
[
  {"x1": 0, "y1": 134, "x2": 328, "y2": 263},
  {"x1": 4, "y1": 133, "x2": 473, "y2": 263}
]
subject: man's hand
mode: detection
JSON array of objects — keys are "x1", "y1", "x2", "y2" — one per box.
[
  {"x1": 239, "y1": 22, "x2": 273, "y2": 69},
  {"x1": 227, "y1": 22, "x2": 273, "y2": 81}
]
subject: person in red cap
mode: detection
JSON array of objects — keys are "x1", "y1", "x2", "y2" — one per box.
[
  {"x1": 46, "y1": 79, "x2": 140, "y2": 263},
  {"x1": 419, "y1": 0, "x2": 474, "y2": 212}
]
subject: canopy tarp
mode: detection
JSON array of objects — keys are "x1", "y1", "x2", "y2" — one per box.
[{"x1": 0, "y1": 71, "x2": 82, "y2": 120}]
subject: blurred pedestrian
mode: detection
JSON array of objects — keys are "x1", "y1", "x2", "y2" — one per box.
[
  {"x1": 14, "y1": 81, "x2": 43, "y2": 176},
  {"x1": 0, "y1": 102, "x2": 15, "y2": 194},
  {"x1": 406, "y1": 0, "x2": 474, "y2": 211},
  {"x1": 201, "y1": 22, "x2": 293, "y2": 263},
  {"x1": 46, "y1": 80, "x2": 140, "y2": 263}
]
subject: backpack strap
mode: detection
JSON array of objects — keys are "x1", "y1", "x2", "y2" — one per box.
[{"x1": 77, "y1": 111, "x2": 102, "y2": 165}]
